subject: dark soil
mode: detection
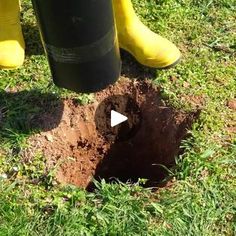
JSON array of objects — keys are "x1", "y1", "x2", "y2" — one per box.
[{"x1": 28, "y1": 78, "x2": 199, "y2": 188}]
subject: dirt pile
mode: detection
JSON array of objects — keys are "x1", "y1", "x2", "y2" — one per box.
[{"x1": 29, "y1": 78, "x2": 198, "y2": 188}]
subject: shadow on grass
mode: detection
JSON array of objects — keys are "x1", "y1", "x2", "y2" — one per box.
[
  {"x1": 0, "y1": 90, "x2": 64, "y2": 143},
  {"x1": 120, "y1": 49, "x2": 157, "y2": 80},
  {"x1": 22, "y1": 23, "x2": 44, "y2": 56}
]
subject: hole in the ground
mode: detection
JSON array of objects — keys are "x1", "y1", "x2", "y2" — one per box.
[
  {"x1": 27, "y1": 79, "x2": 199, "y2": 189},
  {"x1": 89, "y1": 106, "x2": 198, "y2": 189}
]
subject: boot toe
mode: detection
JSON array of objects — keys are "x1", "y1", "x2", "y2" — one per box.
[
  {"x1": 144, "y1": 48, "x2": 181, "y2": 69},
  {"x1": 0, "y1": 40, "x2": 25, "y2": 69}
]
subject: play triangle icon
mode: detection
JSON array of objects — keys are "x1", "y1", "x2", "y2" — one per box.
[{"x1": 111, "y1": 110, "x2": 128, "y2": 127}]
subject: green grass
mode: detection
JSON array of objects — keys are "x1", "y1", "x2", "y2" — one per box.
[{"x1": 0, "y1": 0, "x2": 236, "y2": 235}]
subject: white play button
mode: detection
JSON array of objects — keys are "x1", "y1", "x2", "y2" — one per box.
[
  {"x1": 111, "y1": 110, "x2": 128, "y2": 127},
  {"x1": 95, "y1": 95, "x2": 141, "y2": 142}
]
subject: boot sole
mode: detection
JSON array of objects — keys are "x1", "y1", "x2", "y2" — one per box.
[{"x1": 120, "y1": 46, "x2": 181, "y2": 70}]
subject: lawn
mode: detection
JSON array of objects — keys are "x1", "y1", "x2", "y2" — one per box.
[{"x1": 0, "y1": 0, "x2": 235, "y2": 235}]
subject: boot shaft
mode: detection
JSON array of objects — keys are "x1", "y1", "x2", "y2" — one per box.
[
  {"x1": 0, "y1": 0, "x2": 20, "y2": 25},
  {"x1": 113, "y1": 0, "x2": 137, "y2": 25}
]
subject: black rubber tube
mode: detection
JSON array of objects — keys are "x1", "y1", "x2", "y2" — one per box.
[{"x1": 31, "y1": 0, "x2": 121, "y2": 93}]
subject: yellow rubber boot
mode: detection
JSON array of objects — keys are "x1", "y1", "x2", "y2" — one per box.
[
  {"x1": 0, "y1": 0, "x2": 25, "y2": 69},
  {"x1": 113, "y1": 0, "x2": 181, "y2": 68}
]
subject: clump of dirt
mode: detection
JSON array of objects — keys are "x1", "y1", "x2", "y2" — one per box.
[
  {"x1": 28, "y1": 78, "x2": 199, "y2": 188},
  {"x1": 227, "y1": 99, "x2": 236, "y2": 110}
]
